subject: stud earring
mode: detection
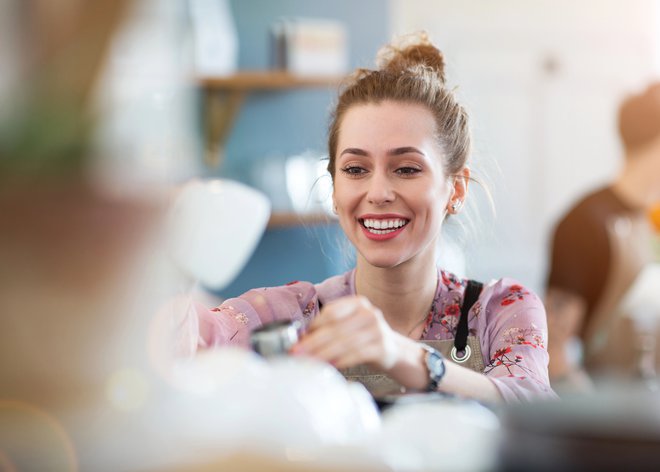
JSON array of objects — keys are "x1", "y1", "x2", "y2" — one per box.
[{"x1": 451, "y1": 200, "x2": 462, "y2": 213}]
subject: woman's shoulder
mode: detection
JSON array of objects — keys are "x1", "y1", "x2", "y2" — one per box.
[
  {"x1": 314, "y1": 270, "x2": 354, "y2": 303},
  {"x1": 479, "y1": 277, "x2": 545, "y2": 320},
  {"x1": 439, "y1": 269, "x2": 539, "y2": 302},
  {"x1": 483, "y1": 277, "x2": 540, "y2": 300}
]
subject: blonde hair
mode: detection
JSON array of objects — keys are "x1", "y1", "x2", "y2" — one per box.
[{"x1": 327, "y1": 31, "x2": 471, "y2": 180}]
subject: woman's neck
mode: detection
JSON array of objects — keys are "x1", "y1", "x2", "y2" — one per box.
[{"x1": 354, "y1": 250, "x2": 439, "y2": 337}]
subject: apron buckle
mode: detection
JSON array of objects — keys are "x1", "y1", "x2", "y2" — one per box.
[{"x1": 451, "y1": 345, "x2": 472, "y2": 363}]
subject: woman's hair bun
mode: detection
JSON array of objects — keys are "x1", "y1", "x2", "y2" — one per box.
[{"x1": 375, "y1": 31, "x2": 446, "y2": 83}]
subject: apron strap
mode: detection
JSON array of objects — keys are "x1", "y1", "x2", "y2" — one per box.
[{"x1": 454, "y1": 280, "x2": 483, "y2": 352}]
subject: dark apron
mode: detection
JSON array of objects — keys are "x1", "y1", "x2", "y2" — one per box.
[{"x1": 338, "y1": 280, "x2": 485, "y2": 398}]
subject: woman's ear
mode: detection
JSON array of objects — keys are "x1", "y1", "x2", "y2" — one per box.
[{"x1": 447, "y1": 167, "x2": 470, "y2": 214}]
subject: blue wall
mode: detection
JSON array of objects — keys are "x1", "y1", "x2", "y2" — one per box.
[
  {"x1": 211, "y1": 0, "x2": 389, "y2": 297},
  {"x1": 217, "y1": 0, "x2": 390, "y2": 179}
]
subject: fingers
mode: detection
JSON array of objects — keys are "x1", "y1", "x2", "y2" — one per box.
[
  {"x1": 309, "y1": 328, "x2": 378, "y2": 367},
  {"x1": 296, "y1": 314, "x2": 372, "y2": 356},
  {"x1": 290, "y1": 295, "x2": 391, "y2": 368},
  {"x1": 292, "y1": 297, "x2": 373, "y2": 352},
  {"x1": 330, "y1": 341, "x2": 383, "y2": 370},
  {"x1": 307, "y1": 296, "x2": 373, "y2": 330}
]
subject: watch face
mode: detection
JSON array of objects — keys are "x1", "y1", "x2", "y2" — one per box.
[
  {"x1": 429, "y1": 352, "x2": 444, "y2": 378},
  {"x1": 422, "y1": 344, "x2": 445, "y2": 392},
  {"x1": 430, "y1": 354, "x2": 443, "y2": 373},
  {"x1": 423, "y1": 346, "x2": 445, "y2": 391}
]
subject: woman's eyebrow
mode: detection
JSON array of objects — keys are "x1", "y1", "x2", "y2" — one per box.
[
  {"x1": 340, "y1": 146, "x2": 425, "y2": 157},
  {"x1": 389, "y1": 146, "x2": 425, "y2": 156},
  {"x1": 339, "y1": 147, "x2": 368, "y2": 157}
]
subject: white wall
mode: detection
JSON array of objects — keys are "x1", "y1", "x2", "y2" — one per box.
[{"x1": 390, "y1": 0, "x2": 660, "y2": 293}]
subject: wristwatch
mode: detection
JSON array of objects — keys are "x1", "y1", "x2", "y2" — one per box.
[{"x1": 420, "y1": 344, "x2": 446, "y2": 391}]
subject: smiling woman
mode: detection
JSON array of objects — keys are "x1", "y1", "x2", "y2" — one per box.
[
  {"x1": 332, "y1": 101, "x2": 459, "y2": 270},
  {"x1": 187, "y1": 31, "x2": 557, "y2": 404}
]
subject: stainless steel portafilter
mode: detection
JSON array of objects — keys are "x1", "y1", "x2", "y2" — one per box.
[{"x1": 250, "y1": 320, "x2": 301, "y2": 357}]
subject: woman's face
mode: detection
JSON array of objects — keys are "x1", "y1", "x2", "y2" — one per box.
[{"x1": 333, "y1": 100, "x2": 463, "y2": 269}]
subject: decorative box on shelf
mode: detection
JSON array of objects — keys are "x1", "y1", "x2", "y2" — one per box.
[{"x1": 270, "y1": 18, "x2": 349, "y2": 77}]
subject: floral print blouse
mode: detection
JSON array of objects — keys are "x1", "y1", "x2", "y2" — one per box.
[{"x1": 191, "y1": 268, "x2": 557, "y2": 403}]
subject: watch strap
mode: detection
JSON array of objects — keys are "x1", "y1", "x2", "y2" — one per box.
[{"x1": 420, "y1": 344, "x2": 446, "y2": 392}]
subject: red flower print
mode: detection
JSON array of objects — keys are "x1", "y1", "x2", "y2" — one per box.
[
  {"x1": 485, "y1": 344, "x2": 536, "y2": 380},
  {"x1": 500, "y1": 284, "x2": 530, "y2": 306},
  {"x1": 302, "y1": 300, "x2": 316, "y2": 318},
  {"x1": 211, "y1": 305, "x2": 235, "y2": 314},
  {"x1": 484, "y1": 325, "x2": 549, "y2": 383},
  {"x1": 502, "y1": 326, "x2": 545, "y2": 349},
  {"x1": 492, "y1": 346, "x2": 512, "y2": 361},
  {"x1": 444, "y1": 303, "x2": 460, "y2": 317},
  {"x1": 438, "y1": 311, "x2": 459, "y2": 332},
  {"x1": 440, "y1": 270, "x2": 463, "y2": 290}
]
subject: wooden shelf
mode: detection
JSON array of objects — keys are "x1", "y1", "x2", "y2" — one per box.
[
  {"x1": 198, "y1": 71, "x2": 343, "y2": 90},
  {"x1": 199, "y1": 70, "x2": 343, "y2": 168},
  {"x1": 267, "y1": 212, "x2": 337, "y2": 229}
]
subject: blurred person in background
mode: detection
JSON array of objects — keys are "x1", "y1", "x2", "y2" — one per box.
[
  {"x1": 546, "y1": 81, "x2": 660, "y2": 394},
  {"x1": 188, "y1": 32, "x2": 557, "y2": 404}
]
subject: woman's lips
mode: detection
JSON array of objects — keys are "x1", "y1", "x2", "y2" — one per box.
[{"x1": 359, "y1": 217, "x2": 409, "y2": 241}]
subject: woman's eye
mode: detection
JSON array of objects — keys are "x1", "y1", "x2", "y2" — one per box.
[
  {"x1": 340, "y1": 166, "x2": 367, "y2": 175},
  {"x1": 396, "y1": 167, "x2": 421, "y2": 175}
]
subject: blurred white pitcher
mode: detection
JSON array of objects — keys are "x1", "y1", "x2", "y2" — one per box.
[{"x1": 169, "y1": 178, "x2": 270, "y2": 290}]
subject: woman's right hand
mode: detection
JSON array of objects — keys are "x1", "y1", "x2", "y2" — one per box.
[{"x1": 290, "y1": 295, "x2": 401, "y2": 372}]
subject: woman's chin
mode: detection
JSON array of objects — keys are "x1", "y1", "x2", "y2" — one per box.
[{"x1": 360, "y1": 252, "x2": 407, "y2": 269}]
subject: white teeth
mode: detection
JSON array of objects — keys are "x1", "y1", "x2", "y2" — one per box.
[{"x1": 362, "y1": 218, "x2": 408, "y2": 232}]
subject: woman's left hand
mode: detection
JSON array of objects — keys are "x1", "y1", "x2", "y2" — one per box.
[{"x1": 290, "y1": 295, "x2": 401, "y2": 371}]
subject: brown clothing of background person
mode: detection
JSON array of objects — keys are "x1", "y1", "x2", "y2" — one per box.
[
  {"x1": 548, "y1": 187, "x2": 635, "y2": 329},
  {"x1": 545, "y1": 81, "x2": 660, "y2": 393}
]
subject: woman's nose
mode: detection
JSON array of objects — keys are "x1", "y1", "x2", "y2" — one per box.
[{"x1": 366, "y1": 171, "x2": 395, "y2": 205}]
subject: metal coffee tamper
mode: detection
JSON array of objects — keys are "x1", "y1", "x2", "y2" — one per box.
[{"x1": 250, "y1": 320, "x2": 301, "y2": 357}]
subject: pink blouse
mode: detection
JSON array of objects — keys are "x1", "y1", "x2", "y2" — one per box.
[{"x1": 193, "y1": 268, "x2": 557, "y2": 403}]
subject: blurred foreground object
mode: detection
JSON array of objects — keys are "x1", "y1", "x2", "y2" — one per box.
[
  {"x1": 377, "y1": 399, "x2": 499, "y2": 471},
  {"x1": 0, "y1": 0, "x2": 197, "y2": 470},
  {"x1": 0, "y1": 0, "x2": 130, "y2": 184},
  {"x1": 499, "y1": 384, "x2": 660, "y2": 472}
]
